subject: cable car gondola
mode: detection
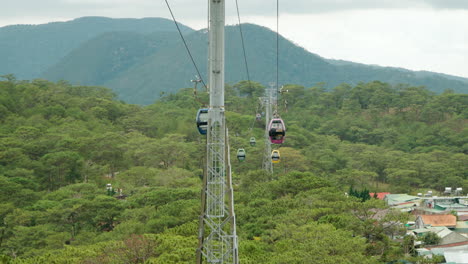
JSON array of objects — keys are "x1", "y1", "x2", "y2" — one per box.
[
  {"x1": 256, "y1": 113, "x2": 262, "y2": 121},
  {"x1": 268, "y1": 118, "x2": 286, "y2": 144},
  {"x1": 237, "y1": 148, "x2": 246, "y2": 161},
  {"x1": 196, "y1": 108, "x2": 208, "y2": 135},
  {"x1": 249, "y1": 137, "x2": 256, "y2": 146},
  {"x1": 271, "y1": 150, "x2": 280, "y2": 163}
]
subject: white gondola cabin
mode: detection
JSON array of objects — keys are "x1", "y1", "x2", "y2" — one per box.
[
  {"x1": 237, "y1": 148, "x2": 246, "y2": 161},
  {"x1": 249, "y1": 137, "x2": 256, "y2": 146}
]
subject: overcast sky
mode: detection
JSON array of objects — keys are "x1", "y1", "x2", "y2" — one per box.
[{"x1": 1, "y1": 0, "x2": 467, "y2": 78}]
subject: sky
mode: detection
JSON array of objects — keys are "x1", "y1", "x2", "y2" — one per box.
[{"x1": 1, "y1": 0, "x2": 467, "y2": 78}]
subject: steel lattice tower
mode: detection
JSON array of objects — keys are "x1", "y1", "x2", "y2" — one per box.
[
  {"x1": 261, "y1": 83, "x2": 277, "y2": 174},
  {"x1": 197, "y1": 0, "x2": 238, "y2": 263}
]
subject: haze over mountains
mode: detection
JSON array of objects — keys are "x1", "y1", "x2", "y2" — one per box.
[{"x1": 1, "y1": 16, "x2": 467, "y2": 104}]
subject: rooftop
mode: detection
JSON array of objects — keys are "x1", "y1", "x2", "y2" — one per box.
[
  {"x1": 426, "y1": 240, "x2": 468, "y2": 249},
  {"x1": 430, "y1": 226, "x2": 453, "y2": 238},
  {"x1": 456, "y1": 221, "x2": 468, "y2": 229},
  {"x1": 437, "y1": 203, "x2": 468, "y2": 209},
  {"x1": 419, "y1": 215, "x2": 457, "y2": 227},
  {"x1": 444, "y1": 251, "x2": 468, "y2": 264},
  {"x1": 369, "y1": 192, "x2": 390, "y2": 200},
  {"x1": 385, "y1": 194, "x2": 420, "y2": 205},
  {"x1": 413, "y1": 228, "x2": 431, "y2": 234}
]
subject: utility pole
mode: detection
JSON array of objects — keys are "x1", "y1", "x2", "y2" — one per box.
[
  {"x1": 197, "y1": 0, "x2": 238, "y2": 263},
  {"x1": 261, "y1": 83, "x2": 276, "y2": 174}
]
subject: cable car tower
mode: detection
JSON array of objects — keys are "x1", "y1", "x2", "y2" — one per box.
[
  {"x1": 197, "y1": 0, "x2": 238, "y2": 263},
  {"x1": 261, "y1": 83, "x2": 277, "y2": 174}
]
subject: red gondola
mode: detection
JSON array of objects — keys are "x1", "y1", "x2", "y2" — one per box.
[{"x1": 268, "y1": 118, "x2": 285, "y2": 144}]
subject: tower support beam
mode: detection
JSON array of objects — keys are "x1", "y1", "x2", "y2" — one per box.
[
  {"x1": 197, "y1": 0, "x2": 238, "y2": 263},
  {"x1": 262, "y1": 83, "x2": 276, "y2": 174}
]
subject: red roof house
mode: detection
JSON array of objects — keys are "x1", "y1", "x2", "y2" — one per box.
[{"x1": 370, "y1": 192, "x2": 391, "y2": 200}]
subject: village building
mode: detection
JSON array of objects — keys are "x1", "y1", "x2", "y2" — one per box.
[{"x1": 415, "y1": 215, "x2": 457, "y2": 229}]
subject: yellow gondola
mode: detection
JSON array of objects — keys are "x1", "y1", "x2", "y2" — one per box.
[{"x1": 271, "y1": 150, "x2": 280, "y2": 163}]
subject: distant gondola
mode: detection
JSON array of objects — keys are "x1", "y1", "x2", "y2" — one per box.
[
  {"x1": 249, "y1": 137, "x2": 256, "y2": 146},
  {"x1": 237, "y1": 148, "x2": 246, "y2": 161},
  {"x1": 271, "y1": 150, "x2": 280, "y2": 163},
  {"x1": 256, "y1": 113, "x2": 262, "y2": 121},
  {"x1": 268, "y1": 118, "x2": 286, "y2": 144}
]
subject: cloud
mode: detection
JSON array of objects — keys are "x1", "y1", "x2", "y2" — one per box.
[
  {"x1": 0, "y1": 0, "x2": 206, "y2": 26},
  {"x1": 273, "y1": 8, "x2": 468, "y2": 78},
  {"x1": 424, "y1": 0, "x2": 468, "y2": 9},
  {"x1": 2, "y1": 0, "x2": 468, "y2": 25},
  {"x1": 233, "y1": 0, "x2": 468, "y2": 16}
]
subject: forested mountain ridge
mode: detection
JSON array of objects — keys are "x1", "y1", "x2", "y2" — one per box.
[
  {"x1": 0, "y1": 16, "x2": 194, "y2": 80},
  {"x1": 0, "y1": 76, "x2": 466, "y2": 263},
  {"x1": 1, "y1": 17, "x2": 468, "y2": 105},
  {"x1": 43, "y1": 30, "x2": 182, "y2": 87},
  {"x1": 44, "y1": 23, "x2": 468, "y2": 105}
]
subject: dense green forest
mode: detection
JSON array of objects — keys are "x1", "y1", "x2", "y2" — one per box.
[{"x1": 0, "y1": 75, "x2": 466, "y2": 263}]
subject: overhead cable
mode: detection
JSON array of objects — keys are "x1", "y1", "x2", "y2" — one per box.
[
  {"x1": 276, "y1": 0, "x2": 280, "y2": 99},
  {"x1": 164, "y1": 0, "x2": 207, "y2": 89},
  {"x1": 234, "y1": 0, "x2": 252, "y2": 88}
]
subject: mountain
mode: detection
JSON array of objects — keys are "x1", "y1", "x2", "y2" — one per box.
[
  {"x1": 99, "y1": 24, "x2": 343, "y2": 104},
  {"x1": 2, "y1": 18, "x2": 467, "y2": 104},
  {"x1": 326, "y1": 58, "x2": 468, "y2": 87},
  {"x1": 0, "y1": 16, "x2": 193, "y2": 79},
  {"x1": 43, "y1": 23, "x2": 468, "y2": 105},
  {"x1": 43, "y1": 31, "x2": 182, "y2": 86}
]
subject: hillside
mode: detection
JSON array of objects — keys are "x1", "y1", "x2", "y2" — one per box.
[
  {"x1": 43, "y1": 31, "x2": 182, "y2": 86},
  {"x1": 43, "y1": 23, "x2": 468, "y2": 104},
  {"x1": 1, "y1": 17, "x2": 467, "y2": 104},
  {"x1": 0, "y1": 16, "x2": 194, "y2": 79},
  {"x1": 0, "y1": 77, "x2": 466, "y2": 263},
  {"x1": 327, "y1": 59, "x2": 468, "y2": 88}
]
